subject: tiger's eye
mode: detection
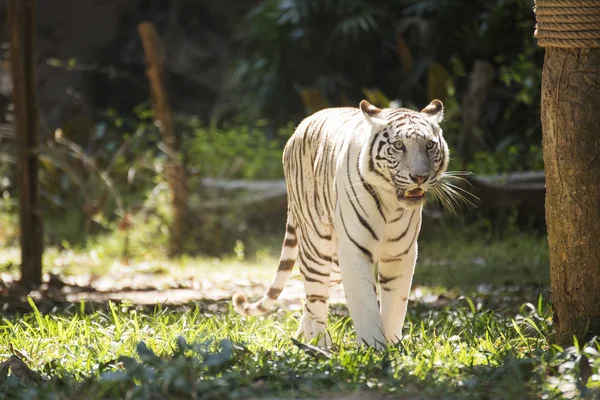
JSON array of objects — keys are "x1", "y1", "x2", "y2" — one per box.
[
  {"x1": 426, "y1": 140, "x2": 435, "y2": 150},
  {"x1": 393, "y1": 141, "x2": 405, "y2": 151}
]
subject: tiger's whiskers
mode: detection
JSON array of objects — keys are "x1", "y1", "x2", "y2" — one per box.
[{"x1": 428, "y1": 172, "x2": 478, "y2": 217}]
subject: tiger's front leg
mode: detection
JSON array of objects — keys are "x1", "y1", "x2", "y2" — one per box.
[
  {"x1": 337, "y1": 235, "x2": 386, "y2": 348},
  {"x1": 378, "y1": 245, "x2": 417, "y2": 344}
]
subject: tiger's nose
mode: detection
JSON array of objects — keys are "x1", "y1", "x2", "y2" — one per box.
[{"x1": 409, "y1": 174, "x2": 428, "y2": 184}]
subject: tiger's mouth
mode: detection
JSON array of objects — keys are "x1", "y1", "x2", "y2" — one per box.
[{"x1": 400, "y1": 188, "x2": 425, "y2": 202}]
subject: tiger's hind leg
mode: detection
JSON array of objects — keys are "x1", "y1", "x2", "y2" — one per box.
[{"x1": 295, "y1": 227, "x2": 336, "y2": 347}]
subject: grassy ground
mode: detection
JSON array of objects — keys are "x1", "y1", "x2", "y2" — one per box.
[{"x1": 0, "y1": 228, "x2": 598, "y2": 399}]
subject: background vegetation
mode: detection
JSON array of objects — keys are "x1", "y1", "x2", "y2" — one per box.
[{"x1": 0, "y1": 0, "x2": 545, "y2": 257}]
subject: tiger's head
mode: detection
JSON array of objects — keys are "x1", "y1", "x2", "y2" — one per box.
[{"x1": 359, "y1": 99, "x2": 449, "y2": 208}]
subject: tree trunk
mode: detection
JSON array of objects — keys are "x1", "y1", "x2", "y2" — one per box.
[
  {"x1": 459, "y1": 60, "x2": 495, "y2": 170},
  {"x1": 541, "y1": 47, "x2": 600, "y2": 345},
  {"x1": 9, "y1": 0, "x2": 43, "y2": 286},
  {"x1": 138, "y1": 22, "x2": 188, "y2": 257}
]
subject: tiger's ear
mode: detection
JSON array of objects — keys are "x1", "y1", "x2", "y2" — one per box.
[
  {"x1": 421, "y1": 99, "x2": 444, "y2": 124},
  {"x1": 359, "y1": 100, "x2": 387, "y2": 129}
]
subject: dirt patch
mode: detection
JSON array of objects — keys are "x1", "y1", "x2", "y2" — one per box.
[{"x1": 0, "y1": 259, "x2": 546, "y2": 316}]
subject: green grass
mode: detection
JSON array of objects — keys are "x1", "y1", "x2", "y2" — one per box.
[
  {"x1": 0, "y1": 226, "x2": 596, "y2": 399},
  {"x1": 416, "y1": 230, "x2": 549, "y2": 291},
  {"x1": 1, "y1": 294, "x2": 599, "y2": 399}
]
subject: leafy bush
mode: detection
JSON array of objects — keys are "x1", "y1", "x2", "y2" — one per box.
[
  {"x1": 228, "y1": 0, "x2": 543, "y2": 174},
  {"x1": 466, "y1": 145, "x2": 544, "y2": 175},
  {"x1": 0, "y1": 102, "x2": 294, "y2": 255},
  {"x1": 183, "y1": 119, "x2": 293, "y2": 181}
]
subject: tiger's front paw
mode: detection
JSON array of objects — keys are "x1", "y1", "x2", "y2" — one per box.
[{"x1": 355, "y1": 326, "x2": 388, "y2": 350}]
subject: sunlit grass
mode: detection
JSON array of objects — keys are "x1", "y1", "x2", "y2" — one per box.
[
  {"x1": 1, "y1": 294, "x2": 599, "y2": 399},
  {"x1": 0, "y1": 214, "x2": 593, "y2": 398}
]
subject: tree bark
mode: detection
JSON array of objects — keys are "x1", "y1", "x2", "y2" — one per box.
[
  {"x1": 541, "y1": 48, "x2": 600, "y2": 345},
  {"x1": 138, "y1": 22, "x2": 188, "y2": 257},
  {"x1": 9, "y1": 0, "x2": 43, "y2": 286}
]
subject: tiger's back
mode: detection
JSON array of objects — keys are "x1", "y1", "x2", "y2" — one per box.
[{"x1": 283, "y1": 107, "x2": 362, "y2": 229}]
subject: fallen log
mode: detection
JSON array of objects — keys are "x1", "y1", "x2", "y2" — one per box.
[
  {"x1": 189, "y1": 171, "x2": 546, "y2": 254},
  {"x1": 465, "y1": 171, "x2": 544, "y2": 206},
  {"x1": 463, "y1": 171, "x2": 545, "y2": 224},
  {"x1": 199, "y1": 171, "x2": 546, "y2": 218}
]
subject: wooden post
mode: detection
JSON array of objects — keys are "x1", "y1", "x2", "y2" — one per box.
[
  {"x1": 138, "y1": 22, "x2": 188, "y2": 257},
  {"x1": 9, "y1": 0, "x2": 43, "y2": 286},
  {"x1": 534, "y1": 1, "x2": 600, "y2": 344}
]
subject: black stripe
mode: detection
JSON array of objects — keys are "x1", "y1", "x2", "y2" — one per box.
[
  {"x1": 321, "y1": 143, "x2": 334, "y2": 221},
  {"x1": 361, "y1": 175, "x2": 386, "y2": 222},
  {"x1": 368, "y1": 136, "x2": 392, "y2": 184},
  {"x1": 298, "y1": 253, "x2": 327, "y2": 283},
  {"x1": 303, "y1": 274, "x2": 326, "y2": 283},
  {"x1": 301, "y1": 246, "x2": 326, "y2": 267},
  {"x1": 356, "y1": 149, "x2": 387, "y2": 220},
  {"x1": 307, "y1": 295, "x2": 327, "y2": 303},
  {"x1": 302, "y1": 263, "x2": 330, "y2": 277},
  {"x1": 345, "y1": 187, "x2": 378, "y2": 241},
  {"x1": 313, "y1": 114, "x2": 328, "y2": 137},
  {"x1": 345, "y1": 142, "x2": 368, "y2": 216},
  {"x1": 437, "y1": 145, "x2": 447, "y2": 173},
  {"x1": 378, "y1": 272, "x2": 400, "y2": 284},
  {"x1": 385, "y1": 110, "x2": 412, "y2": 121},
  {"x1": 278, "y1": 258, "x2": 296, "y2": 271},
  {"x1": 294, "y1": 144, "x2": 331, "y2": 241},
  {"x1": 389, "y1": 209, "x2": 405, "y2": 223},
  {"x1": 388, "y1": 211, "x2": 415, "y2": 242},
  {"x1": 302, "y1": 119, "x2": 316, "y2": 154},
  {"x1": 387, "y1": 218, "x2": 420, "y2": 258},
  {"x1": 301, "y1": 234, "x2": 331, "y2": 265},
  {"x1": 256, "y1": 303, "x2": 267, "y2": 312},
  {"x1": 379, "y1": 256, "x2": 403, "y2": 263},
  {"x1": 292, "y1": 142, "x2": 303, "y2": 220},
  {"x1": 374, "y1": 140, "x2": 387, "y2": 161},
  {"x1": 284, "y1": 237, "x2": 297, "y2": 247},
  {"x1": 339, "y1": 209, "x2": 373, "y2": 263}
]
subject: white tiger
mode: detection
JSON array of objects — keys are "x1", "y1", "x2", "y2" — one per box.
[{"x1": 233, "y1": 99, "x2": 449, "y2": 348}]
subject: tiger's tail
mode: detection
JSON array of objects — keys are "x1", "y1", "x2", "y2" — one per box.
[{"x1": 232, "y1": 214, "x2": 298, "y2": 316}]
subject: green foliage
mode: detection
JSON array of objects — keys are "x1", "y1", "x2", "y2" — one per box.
[
  {"x1": 0, "y1": 225, "x2": 560, "y2": 397},
  {"x1": 417, "y1": 227, "x2": 549, "y2": 291},
  {"x1": 1, "y1": 294, "x2": 600, "y2": 399},
  {"x1": 183, "y1": 119, "x2": 293, "y2": 180},
  {"x1": 0, "y1": 101, "x2": 294, "y2": 253},
  {"x1": 230, "y1": 0, "x2": 404, "y2": 123},
  {"x1": 466, "y1": 145, "x2": 544, "y2": 175},
  {"x1": 0, "y1": 0, "x2": 546, "y2": 254},
  {"x1": 230, "y1": 0, "x2": 543, "y2": 174}
]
